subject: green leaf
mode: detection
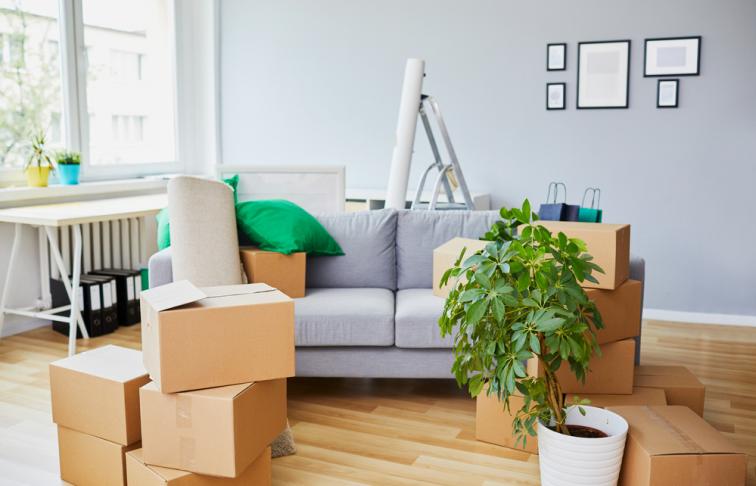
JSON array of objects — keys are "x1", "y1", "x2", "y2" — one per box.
[
  {"x1": 529, "y1": 334, "x2": 541, "y2": 354},
  {"x1": 492, "y1": 298, "x2": 505, "y2": 321},
  {"x1": 474, "y1": 271, "x2": 492, "y2": 289},
  {"x1": 536, "y1": 317, "x2": 565, "y2": 332},
  {"x1": 466, "y1": 300, "x2": 489, "y2": 325}
]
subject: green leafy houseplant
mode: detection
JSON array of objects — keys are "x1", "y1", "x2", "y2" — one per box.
[
  {"x1": 438, "y1": 199, "x2": 604, "y2": 441},
  {"x1": 25, "y1": 132, "x2": 55, "y2": 172},
  {"x1": 55, "y1": 151, "x2": 81, "y2": 165}
]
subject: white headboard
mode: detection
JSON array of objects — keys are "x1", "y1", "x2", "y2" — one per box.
[{"x1": 218, "y1": 165, "x2": 346, "y2": 213}]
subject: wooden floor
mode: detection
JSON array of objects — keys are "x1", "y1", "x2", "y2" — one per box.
[{"x1": 0, "y1": 320, "x2": 754, "y2": 485}]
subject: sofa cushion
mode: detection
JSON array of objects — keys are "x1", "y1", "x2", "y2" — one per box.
[
  {"x1": 396, "y1": 210, "x2": 500, "y2": 289},
  {"x1": 307, "y1": 209, "x2": 397, "y2": 289},
  {"x1": 295, "y1": 288, "x2": 395, "y2": 346},
  {"x1": 395, "y1": 288, "x2": 456, "y2": 348}
]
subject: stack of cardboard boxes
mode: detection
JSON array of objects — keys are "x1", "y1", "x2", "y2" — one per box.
[
  {"x1": 50, "y1": 270, "x2": 297, "y2": 484},
  {"x1": 433, "y1": 222, "x2": 746, "y2": 484}
]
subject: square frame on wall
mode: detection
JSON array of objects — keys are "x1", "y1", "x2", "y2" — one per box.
[
  {"x1": 577, "y1": 40, "x2": 631, "y2": 109},
  {"x1": 546, "y1": 83, "x2": 566, "y2": 110},
  {"x1": 644, "y1": 36, "x2": 701, "y2": 77},
  {"x1": 547, "y1": 43, "x2": 567, "y2": 71}
]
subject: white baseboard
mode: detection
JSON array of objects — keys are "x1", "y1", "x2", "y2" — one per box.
[{"x1": 644, "y1": 308, "x2": 756, "y2": 328}]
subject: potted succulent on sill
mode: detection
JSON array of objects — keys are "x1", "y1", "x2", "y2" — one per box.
[
  {"x1": 24, "y1": 132, "x2": 55, "y2": 187},
  {"x1": 438, "y1": 200, "x2": 628, "y2": 486},
  {"x1": 55, "y1": 151, "x2": 81, "y2": 185}
]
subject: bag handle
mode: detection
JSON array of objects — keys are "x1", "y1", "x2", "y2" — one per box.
[
  {"x1": 581, "y1": 187, "x2": 601, "y2": 209},
  {"x1": 546, "y1": 181, "x2": 567, "y2": 204}
]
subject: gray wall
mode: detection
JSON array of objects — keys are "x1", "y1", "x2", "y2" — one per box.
[{"x1": 220, "y1": 0, "x2": 756, "y2": 315}]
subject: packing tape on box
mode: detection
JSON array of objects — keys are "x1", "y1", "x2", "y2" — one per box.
[
  {"x1": 176, "y1": 395, "x2": 192, "y2": 428},
  {"x1": 642, "y1": 406, "x2": 705, "y2": 454},
  {"x1": 180, "y1": 436, "x2": 197, "y2": 468}
]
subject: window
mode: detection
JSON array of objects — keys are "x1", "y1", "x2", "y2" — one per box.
[{"x1": 0, "y1": 0, "x2": 179, "y2": 177}]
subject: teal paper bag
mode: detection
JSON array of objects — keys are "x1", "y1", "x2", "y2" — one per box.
[{"x1": 579, "y1": 188, "x2": 602, "y2": 223}]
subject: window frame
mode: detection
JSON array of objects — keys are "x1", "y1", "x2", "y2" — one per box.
[{"x1": 0, "y1": 0, "x2": 183, "y2": 183}]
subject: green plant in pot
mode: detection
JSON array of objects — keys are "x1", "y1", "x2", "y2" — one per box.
[
  {"x1": 55, "y1": 151, "x2": 81, "y2": 185},
  {"x1": 438, "y1": 199, "x2": 629, "y2": 486},
  {"x1": 24, "y1": 132, "x2": 55, "y2": 187}
]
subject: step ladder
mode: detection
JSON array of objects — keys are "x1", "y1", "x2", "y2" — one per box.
[{"x1": 411, "y1": 95, "x2": 474, "y2": 210}]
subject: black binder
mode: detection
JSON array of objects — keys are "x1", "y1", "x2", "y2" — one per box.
[
  {"x1": 90, "y1": 268, "x2": 141, "y2": 326},
  {"x1": 83, "y1": 274, "x2": 119, "y2": 331},
  {"x1": 50, "y1": 277, "x2": 107, "y2": 338}
]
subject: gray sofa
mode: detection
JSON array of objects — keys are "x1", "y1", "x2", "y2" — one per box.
[{"x1": 148, "y1": 209, "x2": 645, "y2": 378}]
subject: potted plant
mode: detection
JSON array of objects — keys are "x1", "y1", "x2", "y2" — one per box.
[
  {"x1": 55, "y1": 151, "x2": 81, "y2": 185},
  {"x1": 24, "y1": 132, "x2": 55, "y2": 187},
  {"x1": 438, "y1": 199, "x2": 628, "y2": 486}
]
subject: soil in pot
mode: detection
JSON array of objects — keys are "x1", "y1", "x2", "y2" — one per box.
[{"x1": 549, "y1": 424, "x2": 608, "y2": 438}]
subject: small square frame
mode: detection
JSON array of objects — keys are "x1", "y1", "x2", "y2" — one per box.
[
  {"x1": 547, "y1": 43, "x2": 567, "y2": 71},
  {"x1": 657, "y1": 79, "x2": 679, "y2": 108},
  {"x1": 546, "y1": 83, "x2": 566, "y2": 110}
]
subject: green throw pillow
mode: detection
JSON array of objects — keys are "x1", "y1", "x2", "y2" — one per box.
[
  {"x1": 156, "y1": 175, "x2": 239, "y2": 250},
  {"x1": 235, "y1": 199, "x2": 344, "y2": 256}
]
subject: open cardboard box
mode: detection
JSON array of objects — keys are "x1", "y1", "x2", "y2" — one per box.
[
  {"x1": 240, "y1": 247, "x2": 306, "y2": 298},
  {"x1": 432, "y1": 237, "x2": 489, "y2": 298},
  {"x1": 140, "y1": 379, "x2": 286, "y2": 478},
  {"x1": 57, "y1": 425, "x2": 139, "y2": 486},
  {"x1": 50, "y1": 345, "x2": 149, "y2": 445},
  {"x1": 140, "y1": 281, "x2": 295, "y2": 393},
  {"x1": 634, "y1": 365, "x2": 706, "y2": 416},
  {"x1": 126, "y1": 447, "x2": 271, "y2": 485},
  {"x1": 536, "y1": 221, "x2": 630, "y2": 290},
  {"x1": 607, "y1": 405, "x2": 746, "y2": 486}
]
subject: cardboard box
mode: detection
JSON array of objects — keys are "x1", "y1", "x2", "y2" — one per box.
[
  {"x1": 240, "y1": 247, "x2": 306, "y2": 298},
  {"x1": 476, "y1": 388, "x2": 538, "y2": 454},
  {"x1": 140, "y1": 379, "x2": 286, "y2": 478},
  {"x1": 566, "y1": 387, "x2": 667, "y2": 408},
  {"x1": 537, "y1": 221, "x2": 630, "y2": 289},
  {"x1": 140, "y1": 281, "x2": 295, "y2": 393},
  {"x1": 528, "y1": 338, "x2": 636, "y2": 394},
  {"x1": 50, "y1": 345, "x2": 149, "y2": 445},
  {"x1": 57, "y1": 425, "x2": 138, "y2": 486},
  {"x1": 587, "y1": 279, "x2": 642, "y2": 344},
  {"x1": 634, "y1": 365, "x2": 706, "y2": 416},
  {"x1": 607, "y1": 406, "x2": 746, "y2": 486},
  {"x1": 433, "y1": 237, "x2": 489, "y2": 298},
  {"x1": 126, "y1": 447, "x2": 271, "y2": 485}
]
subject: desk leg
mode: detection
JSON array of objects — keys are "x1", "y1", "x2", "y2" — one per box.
[
  {"x1": 45, "y1": 226, "x2": 89, "y2": 349},
  {"x1": 0, "y1": 223, "x2": 22, "y2": 338},
  {"x1": 68, "y1": 225, "x2": 82, "y2": 356}
]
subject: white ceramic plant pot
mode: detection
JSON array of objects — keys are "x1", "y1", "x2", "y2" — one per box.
[{"x1": 537, "y1": 405, "x2": 628, "y2": 486}]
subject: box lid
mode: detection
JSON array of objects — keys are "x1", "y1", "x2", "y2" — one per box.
[
  {"x1": 140, "y1": 280, "x2": 207, "y2": 312},
  {"x1": 608, "y1": 406, "x2": 742, "y2": 456},
  {"x1": 141, "y1": 381, "x2": 252, "y2": 400},
  {"x1": 634, "y1": 366, "x2": 703, "y2": 387},
  {"x1": 50, "y1": 345, "x2": 146, "y2": 383}
]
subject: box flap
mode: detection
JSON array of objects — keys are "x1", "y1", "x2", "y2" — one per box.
[
  {"x1": 609, "y1": 406, "x2": 742, "y2": 456},
  {"x1": 201, "y1": 283, "x2": 275, "y2": 298},
  {"x1": 128, "y1": 448, "x2": 190, "y2": 481},
  {"x1": 140, "y1": 280, "x2": 206, "y2": 311}
]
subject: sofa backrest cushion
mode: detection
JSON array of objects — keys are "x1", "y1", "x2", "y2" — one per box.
[
  {"x1": 307, "y1": 209, "x2": 397, "y2": 289},
  {"x1": 396, "y1": 210, "x2": 500, "y2": 289}
]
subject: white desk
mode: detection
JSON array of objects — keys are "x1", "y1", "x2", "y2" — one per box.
[{"x1": 0, "y1": 194, "x2": 166, "y2": 355}]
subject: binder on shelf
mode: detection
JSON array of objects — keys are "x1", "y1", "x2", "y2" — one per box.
[
  {"x1": 91, "y1": 269, "x2": 141, "y2": 326},
  {"x1": 83, "y1": 274, "x2": 119, "y2": 330}
]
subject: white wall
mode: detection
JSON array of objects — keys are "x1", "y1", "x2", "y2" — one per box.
[{"x1": 219, "y1": 0, "x2": 756, "y2": 317}]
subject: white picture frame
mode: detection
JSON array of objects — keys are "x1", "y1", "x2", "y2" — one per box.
[
  {"x1": 577, "y1": 40, "x2": 631, "y2": 109},
  {"x1": 546, "y1": 83, "x2": 566, "y2": 110},
  {"x1": 657, "y1": 79, "x2": 679, "y2": 108},
  {"x1": 644, "y1": 37, "x2": 701, "y2": 77},
  {"x1": 547, "y1": 43, "x2": 566, "y2": 71}
]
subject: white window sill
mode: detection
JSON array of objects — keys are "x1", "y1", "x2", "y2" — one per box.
[{"x1": 0, "y1": 177, "x2": 172, "y2": 208}]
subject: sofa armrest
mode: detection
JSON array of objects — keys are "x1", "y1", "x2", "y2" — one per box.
[
  {"x1": 148, "y1": 247, "x2": 173, "y2": 288},
  {"x1": 629, "y1": 254, "x2": 645, "y2": 284}
]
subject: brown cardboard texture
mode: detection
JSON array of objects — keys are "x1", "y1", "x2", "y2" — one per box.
[
  {"x1": 634, "y1": 365, "x2": 706, "y2": 416},
  {"x1": 537, "y1": 221, "x2": 630, "y2": 289},
  {"x1": 50, "y1": 344, "x2": 149, "y2": 445},
  {"x1": 240, "y1": 247, "x2": 306, "y2": 298},
  {"x1": 140, "y1": 379, "x2": 286, "y2": 478},
  {"x1": 607, "y1": 406, "x2": 746, "y2": 486},
  {"x1": 140, "y1": 281, "x2": 295, "y2": 393},
  {"x1": 586, "y1": 279, "x2": 642, "y2": 344},
  {"x1": 528, "y1": 338, "x2": 635, "y2": 394},
  {"x1": 126, "y1": 447, "x2": 271, "y2": 485},
  {"x1": 433, "y1": 237, "x2": 489, "y2": 298},
  {"x1": 57, "y1": 425, "x2": 138, "y2": 486},
  {"x1": 566, "y1": 387, "x2": 666, "y2": 408},
  {"x1": 476, "y1": 387, "x2": 538, "y2": 454}
]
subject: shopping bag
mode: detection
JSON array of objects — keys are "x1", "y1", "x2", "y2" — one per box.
[
  {"x1": 538, "y1": 182, "x2": 567, "y2": 221},
  {"x1": 578, "y1": 187, "x2": 603, "y2": 223}
]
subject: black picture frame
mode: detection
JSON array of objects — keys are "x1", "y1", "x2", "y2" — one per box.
[
  {"x1": 576, "y1": 40, "x2": 631, "y2": 109},
  {"x1": 546, "y1": 83, "x2": 566, "y2": 110},
  {"x1": 656, "y1": 79, "x2": 679, "y2": 108},
  {"x1": 547, "y1": 43, "x2": 567, "y2": 71},
  {"x1": 644, "y1": 36, "x2": 701, "y2": 77}
]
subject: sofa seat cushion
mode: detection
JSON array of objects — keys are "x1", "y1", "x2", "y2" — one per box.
[
  {"x1": 295, "y1": 288, "x2": 395, "y2": 346},
  {"x1": 395, "y1": 288, "x2": 456, "y2": 349}
]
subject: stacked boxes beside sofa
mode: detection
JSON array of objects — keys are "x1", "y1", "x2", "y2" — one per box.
[{"x1": 50, "y1": 276, "x2": 296, "y2": 485}]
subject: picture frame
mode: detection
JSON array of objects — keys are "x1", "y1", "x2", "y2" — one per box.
[
  {"x1": 577, "y1": 40, "x2": 631, "y2": 109},
  {"x1": 657, "y1": 79, "x2": 679, "y2": 108},
  {"x1": 546, "y1": 83, "x2": 566, "y2": 110},
  {"x1": 547, "y1": 43, "x2": 567, "y2": 71},
  {"x1": 644, "y1": 36, "x2": 701, "y2": 77}
]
